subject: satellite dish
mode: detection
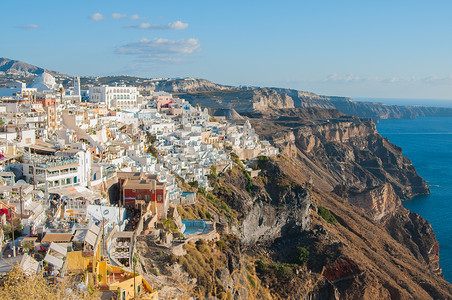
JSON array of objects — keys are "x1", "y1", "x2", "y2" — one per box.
[{"x1": 15, "y1": 180, "x2": 27, "y2": 187}]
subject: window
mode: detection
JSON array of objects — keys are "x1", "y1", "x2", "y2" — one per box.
[
  {"x1": 157, "y1": 195, "x2": 162, "y2": 201},
  {"x1": 138, "y1": 194, "x2": 142, "y2": 200},
  {"x1": 145, "y1": 195, "x2": 150, "y2": 203},
  {"x1": 137, "y1": 284, "x2": 141, "y2": 293}
]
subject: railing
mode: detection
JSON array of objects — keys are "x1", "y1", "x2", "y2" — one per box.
[{"x1": 23, "y1": 158, "x2": 79, "y2": 169}]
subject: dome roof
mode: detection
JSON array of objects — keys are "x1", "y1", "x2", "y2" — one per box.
[
  {"x1": 31, "y1": 72, "x2": 58, "y2": 91},
  {"x1": 35, "y1": 72, "x2": 56, "y2": 85}
]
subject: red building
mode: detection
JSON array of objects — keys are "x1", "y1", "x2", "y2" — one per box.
[
  {"x1": 117, "y1": 172, "x2": 167, "y2": 219},
  {"x1": 35, "y1": 95, "x2": 60, "y2": 107}
]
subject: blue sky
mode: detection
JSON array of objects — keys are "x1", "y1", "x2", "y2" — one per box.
[{"x1": 2, "y1": 0, "x2": 452, "y2": 100}]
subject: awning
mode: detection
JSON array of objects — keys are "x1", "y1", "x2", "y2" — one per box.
[
  {"x1": 85, "y1": 230, "x2": 97, "y2": 247},
  {"x1": 44, "y1": 254, "x2": 63, "y2": 269},
  {"x1": 49, "y1": 242, "x2": 67, "y2": 256}
]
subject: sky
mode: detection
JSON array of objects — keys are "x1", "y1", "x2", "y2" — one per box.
[{"x1": 2, "y1": 0, "x2": 452, "y2": 100}]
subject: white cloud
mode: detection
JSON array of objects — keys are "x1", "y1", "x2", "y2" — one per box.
[
  {"x1": 323, "y1": 73, "x2": 368, "y2": 83},
  {"x1": 125, "y1": 20, "x2": 188, "y2": 30},
  {"x1": 137, "y1": 22, "x2": 151, "y2": 29},
  {"x1": 115, "y1": 38, "x2": 201, "y2": 62},
  {"x1": 167, "y1": 21, "x2": 189, "y2": 30},
  {"x1": 17, "y1": 24, "x2": 39, "y2": 30},
  {"x1": 130, "y1": 14, "x2": 140, "y2": 20},
  {"x1": 89, "y1": 13, "x2": 104, "y2": 21},
  {"x1": 112, "y1": 13, "x2": 127, "y2": 19}
]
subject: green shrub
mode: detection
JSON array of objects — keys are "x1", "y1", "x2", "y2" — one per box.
[
  {"x1": 150, "y1": 268, "x2": 159, "y2": 276},
  {"x1": 220, "y1": 202, "x2": 231, "y2": 213},
  {"x1": 216, "y1": 240, "x2": 226, "y2": 251},
  {"x1": 255, "y1": 258, "x2": 267, "y2": 272},
  {"x1": 257, "y1": 155, "x2": 269, "y2": 169},
  {"x1": 207, "y1": 166, "x2": 217, "y2": 181},
  {"x1": 230, "y1": 152, "x2": 239, "y2": 162},
  {"x1": 242, "y1": 169, "x2": 253, "y2": 195},
  {"x1": 247, "y1": 274, "x2": 256, "y2": 288},
  {"x1": 188, "y1": 180, "x2": 199, "y2": 188},
  {"x1": 318, "y1": 206, "x2": 337, "y2": 224},
  {"x1": 272, "y1": 263, "x2": 294, "y2": 278},
  {"x1": 198, "y1": 187, "x2": 206, "y2": 195},
  {"x1": 296, "y1": 247, "x2": 309, "y2": 265}
]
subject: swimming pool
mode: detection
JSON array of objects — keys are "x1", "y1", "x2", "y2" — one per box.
[{"x1": 182, "y1": 220, "x2": 206, "y2": 235}]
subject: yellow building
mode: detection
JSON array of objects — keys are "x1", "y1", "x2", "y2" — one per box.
[
  {"x1": 66, "y1": 224, "x2": 102, "y2": 274},
  {"x1": 97, "y1": 261, "x2": 158, "y2": 300}
]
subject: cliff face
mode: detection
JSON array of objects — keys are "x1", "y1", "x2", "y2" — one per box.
[
  {"x1": 329, "y1": 97, "x2": 452, "y2": 120},
  {"x1": 180, "y1": 85, "x2": 452, "y2": 119},
  {"x1": 212, "y1": 158, "x2": 452, "y2": 299},
  {"x1": 251, "y1": 111, "x2": 429, "y2": 200},
  {"x1": 152, "y1": 78, "x2": 233, "y2": 93},
  {"x1": 217, "y1": 162, "x2": 311, "y2": 245},
  {"x1": 385, "y1": 209, "x2": 442, "y2": 275},
  {"x1": 179, "y1": 88, "x2": 294, "y2": 113},
  {"x1": 152, "y1": 107, "x2": 451, "y2": 299},
  {"x1": 344, "y1": 183, "x2": 401, "y2": 222}
]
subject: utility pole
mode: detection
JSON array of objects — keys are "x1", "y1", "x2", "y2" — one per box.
[
  {"x1": 9, "y1": 208, "x2": 15, "y2": 257},
  {"x1": 101, "y1": 204, "x2": 105, "y2": 257},
  {"x1": 133, "y1": 253, "x2": 136, "y2": 299},
  {"x1": 19, "y1": 186, "x2": 23, "y2": 224}
]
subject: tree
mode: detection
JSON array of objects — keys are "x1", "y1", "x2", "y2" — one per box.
[{"x1": 22, "y1": 241, "x2": 33, "y2": 254}]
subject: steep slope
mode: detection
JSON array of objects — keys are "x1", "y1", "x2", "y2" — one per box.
[
  {"x1": 138, "y1": 107, "x2": 451, "y2": 299},
  {"x1": 180, "y1": 86, "x2": 452, "y2": 119},
  {"x1": 152, "y1": 78, "x2": 233, "y2": 93},
  {"x1": 249, "y1": 109, "x2": 429, "y2": 200},
  {"x1": 0, "y1": 57, "x2": 62, "y2": 77},
  {"x1": 211, "y1": 158, "x2": 452, "y2": 299},
  {"x1": 179, "y1": 89, "x2": 294, "y2": 113}
]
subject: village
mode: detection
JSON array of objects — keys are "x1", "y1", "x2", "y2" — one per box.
[{"x1": 0, "y1": 72, "x2": 279, "y2": 299}]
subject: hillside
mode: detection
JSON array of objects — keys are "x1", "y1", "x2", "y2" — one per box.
[
  {"x1": 2, "y1": 57, "x2": 452, "y2": 120},
  {"x1": 179, "y1": 88, "x2": 452, "y2": 120},
  {"x1": 0, "y1": 57, "x2": 63, "y2": 77},
  {"x1": 134, "y1": 108, "x2": 451, "y2": 299}
]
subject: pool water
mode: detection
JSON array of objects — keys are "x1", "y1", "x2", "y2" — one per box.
[{"x1": 182, "y1": 220, "x2": 206, "y2": 235}]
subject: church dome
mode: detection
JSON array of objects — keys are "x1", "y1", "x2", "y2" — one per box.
[{"x1": 31, "y1": 72, "x2": 58, "y2": 91}]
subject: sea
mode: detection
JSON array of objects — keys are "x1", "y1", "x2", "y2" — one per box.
[{"x1": 357, "y1": 98, "x2": 452, "y2": 282}]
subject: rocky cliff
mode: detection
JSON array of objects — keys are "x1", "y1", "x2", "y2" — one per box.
[
  {"x1": 138, "y1": 107, "x2": 451, "y2": 299},
  {"x1": 341, "y1": 183, "x2": 401, "y2": 222},
  {"x1": 213, "y1": 158, "x2": 452, "y2": 299},
  {"x1": 151, "y1": 78, "x2": 233, "y2": 93},
  {"x1": 179, "y1": 85, "x2": 452, "y2": 119},
  {"x1": 179, "y1": 88, "x2": 294, "y2": 113},
  {"x1": 250, "y1": 110, "x2": 429, "y2": 200}
]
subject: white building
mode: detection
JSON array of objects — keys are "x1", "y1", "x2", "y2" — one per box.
[
  {"x1": 89, "y1": 86, "x2": 138, "y2": 110},
  {"x1": 73, "y1": 76, "x2": 81, "y2": 100},
  {"x1": 0, "y1": 81, "x2": 37, "y2": 98},
  {"x1": 30, "y1": 72, "x2": 59, "y2": 92},
  {"x1": 22, "y1": 149, "x2": 92, "y2": 196}
]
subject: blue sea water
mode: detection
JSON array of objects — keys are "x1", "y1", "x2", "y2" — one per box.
[
  {"x1": 377, "y1": 116, "x2": 452, "y2": 282},
  {"x1": 354, "y1": 97, "x2": 452, "y2": 108}
]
